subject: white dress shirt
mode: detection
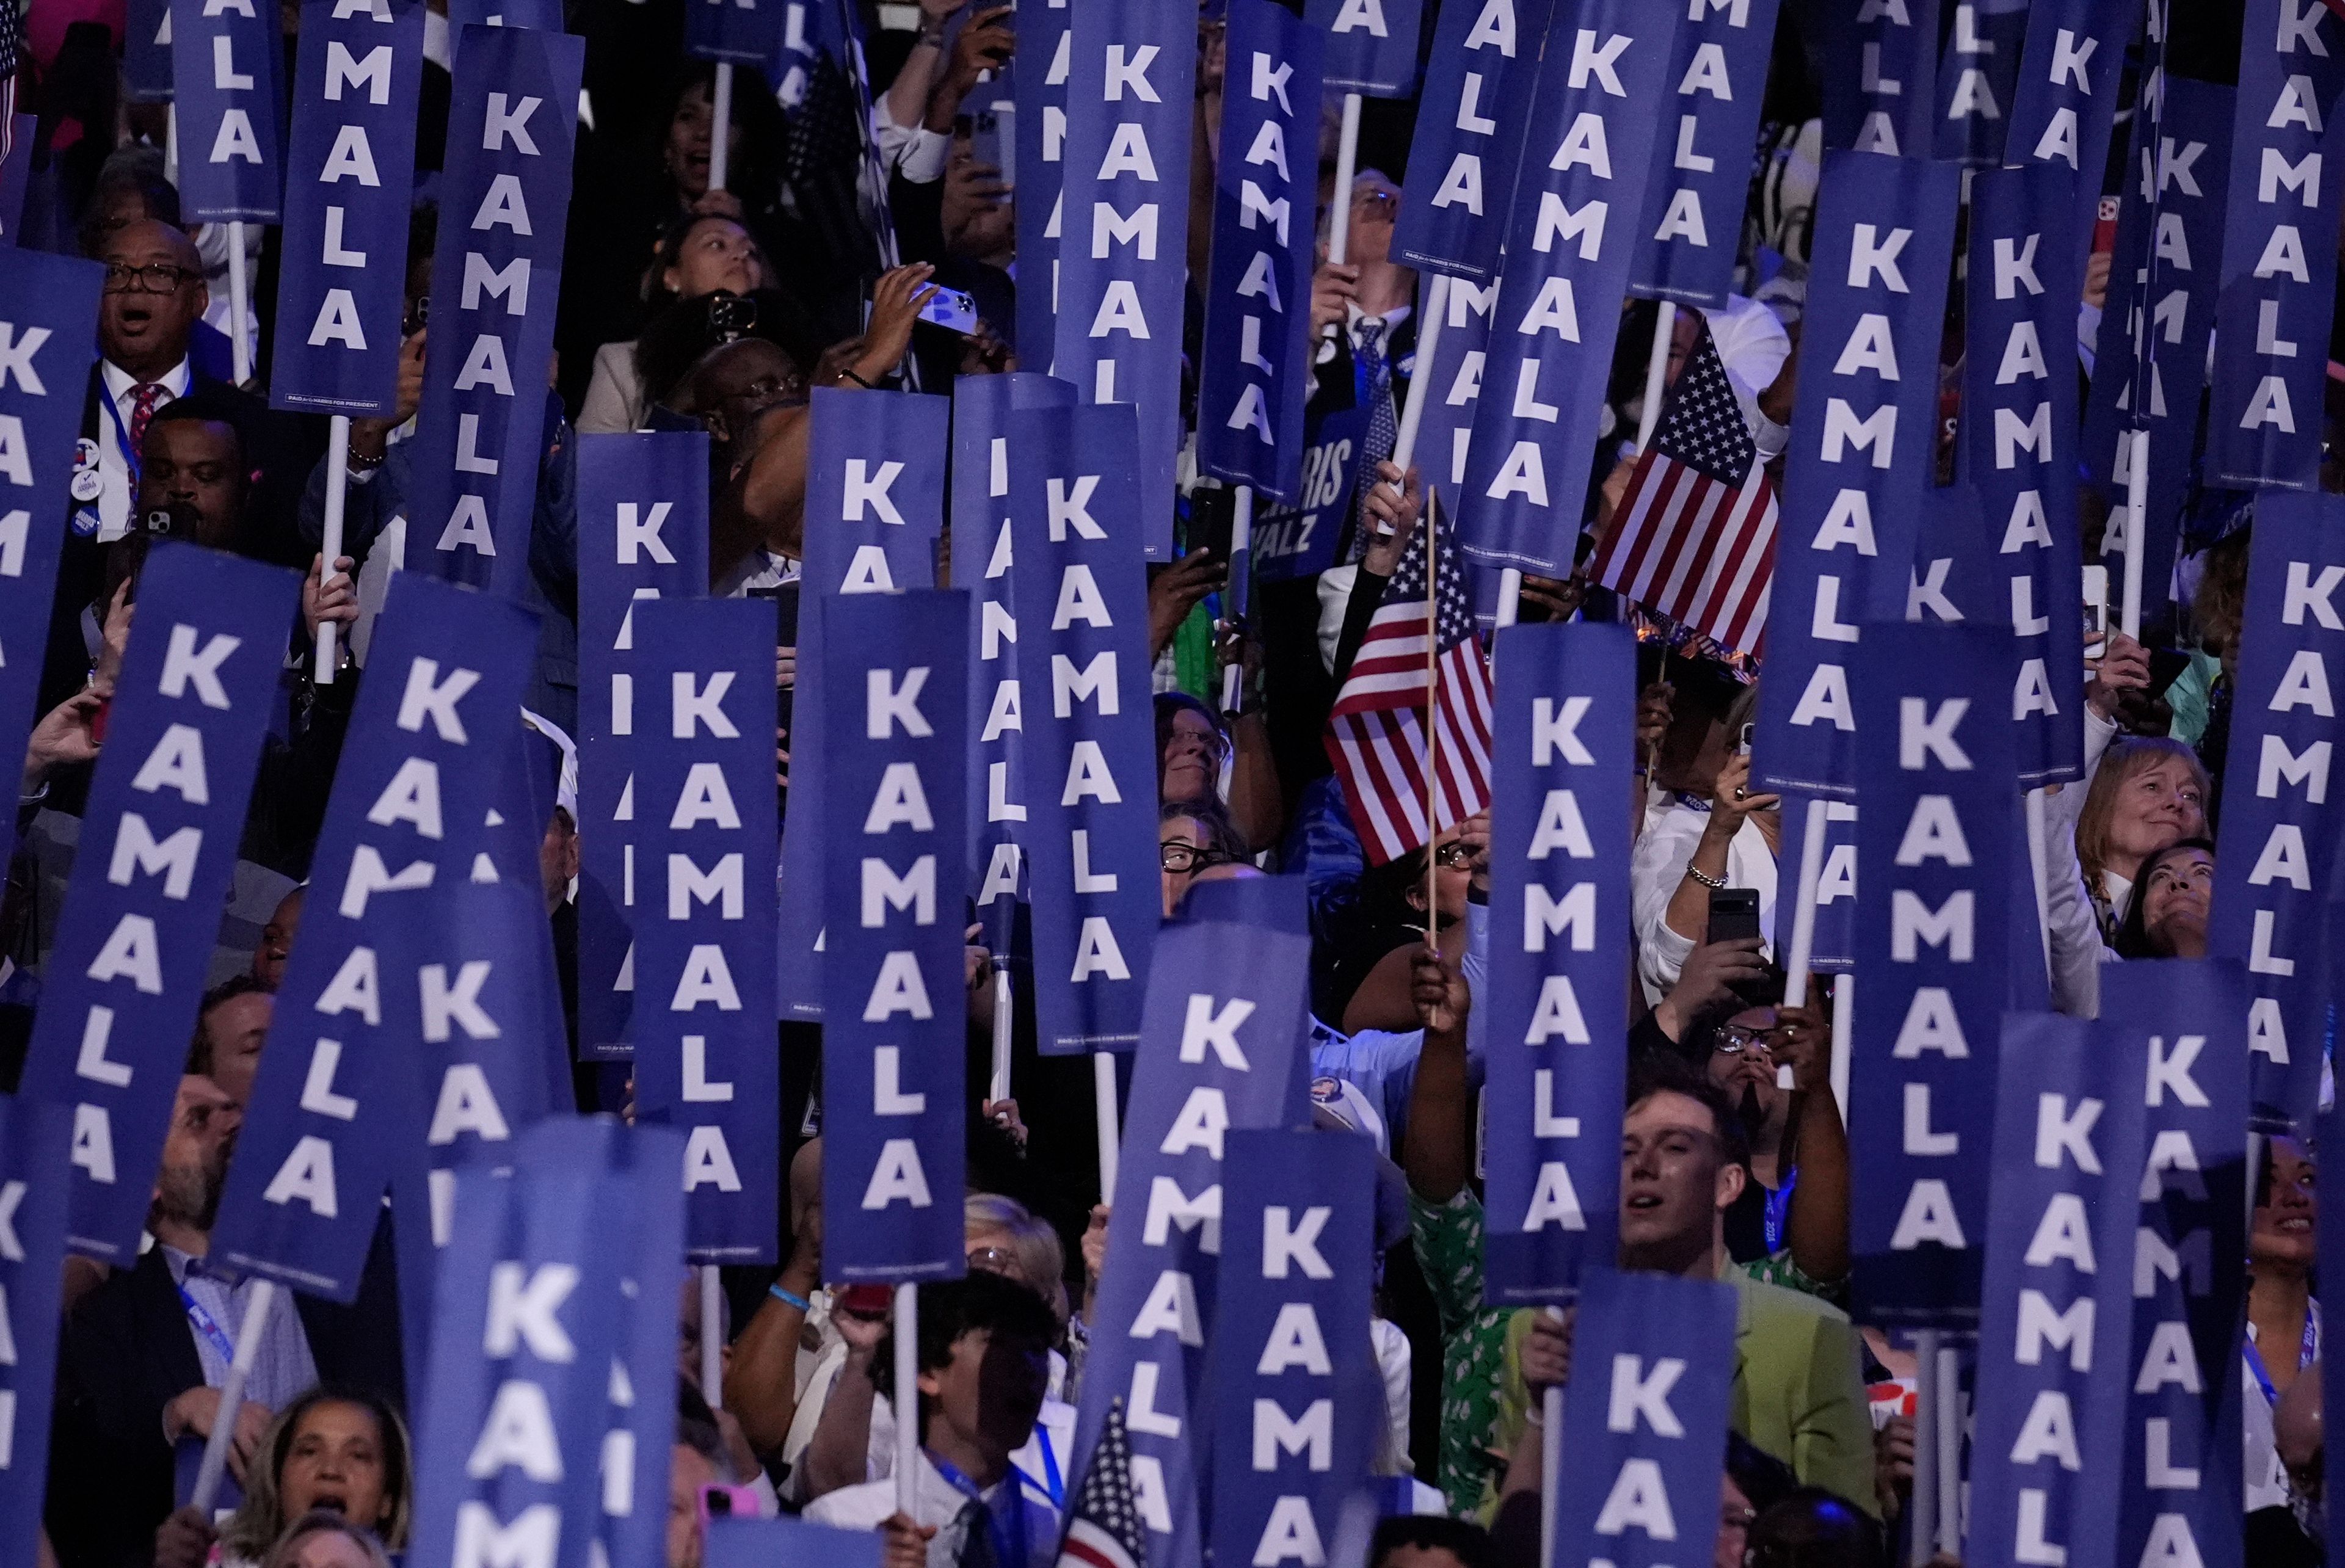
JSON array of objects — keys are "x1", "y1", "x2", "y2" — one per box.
[
  {"x1": 1631, "y1": 800, "x2": 1778, "y2": 1005},
  {"x1": 85, "y1": 357, "x2": 192, "y2": 542},
  {"x1": 806, "y1": 1450, "x2": 1061, "y2": 1568}
]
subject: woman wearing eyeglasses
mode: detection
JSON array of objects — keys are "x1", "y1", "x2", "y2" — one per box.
[{"x1": 1159, "y1": 799, "x2": 1251, "y2": 918}]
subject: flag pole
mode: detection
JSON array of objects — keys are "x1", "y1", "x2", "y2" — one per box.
[
  {"x1": 699, "y1": 1265, "x2": 725, "y2": 1407},
  {"x1": 709, "y1": 62, "x2": 734, "y2": 192},
  {"x1": 893, "y1": 1282, "x2": 920, "y2": 1514},
  {"x1": 1635, "y1": 302, "x2": 1676, "y2": 453},
  {"x1": 315, "y1": 416, "x2": 351, "y2": 681},
  {"x1": 226, "y1": 223, "x2": 252, "y2": 386},
  {"x1": 190, "y1": 1279, "x2": 279, "y2": 1514},
  {"x1": 1423, "y1": 494, "x2": 1440, "y2": 931},
  {"x1": 1223, "y1": 484, "x2": 1252, "y2": 715}
]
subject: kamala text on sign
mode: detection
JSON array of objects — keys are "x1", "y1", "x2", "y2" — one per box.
[
  {"x1": 1628, "y1": 0, "x2": 1785, "y2": 308},
  {"x1": 1482, "y1": 622, "x2": 1632, "y2": 1302},
  {"x1": 1848, "y1": 622, "x2": 2014, "y2": 1329},
  {"x1": 2209, "y1": 0, "x2": 2345, "y2": 488},
  {"x1": 170, "y1": 0, "x2": 283, "y2": 221},
  {"x1": 21, "y1": 546, "x2": 299, "y2": 1260},
  {"x1": 0, "y1": 1100, "x2": 71, "y2": 1567},
  {"x1": 1753, "y1": 151, "x2": 1959, "y2": 797},
  {"x1": 1052, "y1": 0, "x2": 1196, "y2": 559},
  {"x1": 2211, "y1": 492, "x2": 2345, "y2": 1133},
  {"x1": 1012, "y1": 0, "x2": 1071, "y2": 369},
  {"x1": 631, "y1": 598, "x2": 780, "y2": 1264},
  {"x1": 2002, "y1": 0, "x2": 2138, "y2": 269},
  {"x1": 1818, "y1": 0, "x2": 1937, "y2": 156},
  {"x1": 1460, "y1": 1, "x2": 1675, "y2": 578},
  {"x1": 821, "y1": 590, "x2": 972, "y2": 1281},
  {"x1": 1391, "y1": 0, "x2": 1557, "y2": 282},
  {"x1": 211, "y1": 578, "x2": 539, "y2": 1299},
  {"x1": 270, "y1": 0, "x2": 425, "y2": 416}
]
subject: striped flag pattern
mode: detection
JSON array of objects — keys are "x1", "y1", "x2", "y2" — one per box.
[
  {"x1": 1324, "y1": 494, "x2": 1495, "y2": 866},
  {"x1": 1588, "y1": 321, "x2": 1778, "y2": 656},
  {"x1": 1057, "y1": 1399, "x2": 1147, "y2": 1568}
]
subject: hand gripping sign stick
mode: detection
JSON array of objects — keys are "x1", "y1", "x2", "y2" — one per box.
[{"x1": 188, "y1": 1279, "x2": 280, "y2": 1514}]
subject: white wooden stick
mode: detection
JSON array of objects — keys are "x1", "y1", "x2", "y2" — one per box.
[
  {"x1": 893, "y1": 1283, "x2": 920, "y2": 1513},
  {"x1": 1635, "y1": 302, "x2": 1676, "y2": 454},
  {"x1": 1223, "y1": 485, "x2": 1252, "y2": 714},
  {"x1": 1781, "y1": 799, "x2": 1831, "y2": 1010},
  {"x1": 699, "y1": 1265, "x2": 724, "y2": 1408},
  {"x1": 1387, "y1": 274, "x2": 1449, "y2": 478},
  {"x1": 989, "y1": 968, "x2": 1013, "y2": 1105},
  {"x1": 1933, "y1": 1340, "x2": 1962, "y2": 1555},
  {"x1": 1909, "y1": 1329, "x2": 1938, "y2": 1567},
  {"x1": 316, "y1": 415, "x2": 351, "y2": 682},
  {"x1": 226, "y1": 223, "x2": 251, "y2": 387},
  {"x1": 1093, "y1": 1051, "x2": 1119, "y2": 1197},
  {"x1": 1538, "y1": 1308, "x2": 1565, "y2": 1568},
  {"x1": 2023, "y1": 789, "x2": 2053, "y2": 984},
  {"x1": 1828, "y1": 973, "x2": 1852, "y2": 1119},
  {"x1": 189, "y1": 1279, "x2": 277, "y2": 1514},
  {"x1": 1324, "y1": 94, "x2": 1364, "y2": 276},
  {"x1": 709, "y1": 62, "x2": 735, "y2": 192},
  {"x1": 1494, "y1": 567, "x2": 1523, "y2": 629}
]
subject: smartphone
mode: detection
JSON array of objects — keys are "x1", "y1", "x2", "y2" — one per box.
[
  {"x1": 1706, "y1": 886, "x2": 1762, "y2": 946},
  {"x1": 836, "y1": 1282, "x2": 893, "y2": 1316},
  {"x1": 972, "y1": 99, "x2": 1015, "y2": 188},
  {"x1": 1186, "y1": 486, "x2": 1235, "y2": 562},
  {"x1": 697, "y1": 1484, "x2": 762, "y2": 1530},
  {"x1": 2092, "y1": 194, "x2": 2121, "y2": 255},
  {"x1": 916, "y1": 286, "x2": 981, "y2": 336},
  {"x1": 1736, "y1": 722, "x2": 1754, "y2": 758},
  {"x1": 2081, "y1": 564, "x2": 2109, "y2": 659}
]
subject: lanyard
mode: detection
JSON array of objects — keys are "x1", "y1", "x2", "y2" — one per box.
[
  {"x1": 2245, "y1": 1311, "x2": 2318, "y2": 1408},
  {"x1": 99, "y1": 385, "x2": 145, "y2": 487},
  {"x1": 929, "y1": 1453, "x2": 1027, "y2": 1568},
  {"x1": 176, "y1": 1281, "x2": 239, "y2": 1365},
  {"x1": 1008, "y1": 1426, "x2": 1063, "y2": 1509},
  {"x1": 1764, "y1": 1168, "x2": 1798, "y2": 1256}
]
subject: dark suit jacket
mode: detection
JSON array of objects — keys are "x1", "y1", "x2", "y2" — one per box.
[{"x1": 44, "y1": 1217, "x2": 405, "y2": 1568}]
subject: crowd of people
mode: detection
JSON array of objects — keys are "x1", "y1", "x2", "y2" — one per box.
[{"x1": 0, "y1": 1, "x2": 2326, "y2": 1568}]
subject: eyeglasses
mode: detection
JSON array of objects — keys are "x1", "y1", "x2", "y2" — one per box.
[
  {"x1": 968, "y1": 1246, "x2": 1017, "y2": 1275},
  {"x1": 1433, "y1": 841, "x2": 1474, "y2": 869},
  {"x1": 1162, "y1": 841, "x2": 1233, "y2": 874},
  {"x1": 1720, "y1": 1505, "x2": 1759, "y2": 1534},
  {"x1": 1714, "y1": 1025, "x2": 1774, "y2": 1057},
  {"x1": 104, "y1": 261, "x2": 200, "y2": 294}
]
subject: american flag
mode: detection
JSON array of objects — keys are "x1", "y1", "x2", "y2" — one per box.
[
  {"x1": 1056, "y1": 1400, "x2": 1147, "y2": 1568},
  {"x1": 1588, "y1": 320, "x2": 1778, "y2": 657},
  {"x1": 1323, "y1": 493, "x2": 1495, "y2": 866}
]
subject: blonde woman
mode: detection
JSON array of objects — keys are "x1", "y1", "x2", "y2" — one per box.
[{"x1": 155, "y1": 1390, "x2": 411, "y2": 1568}]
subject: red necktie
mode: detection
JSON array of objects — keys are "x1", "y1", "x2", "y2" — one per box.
[{"x1": 127, "y1": 383, "x2": 164, "y2": 465}]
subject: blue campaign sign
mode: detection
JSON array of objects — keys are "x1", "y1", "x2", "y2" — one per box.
[
  {"x1": 270, "y1": 0, "x2": 426, "y2": 416},
  {"x1": 0, "y1": 117, "x2": 34, "y2": 245},
  {"x1": 1196, "y1": 0, "x2": 1323, "y2": 503},
  {"x1": 2109, "y1": 961, "x2": 2247, "y2": 1568},
  {"x1": 1053, "y1": 0, "x2": 1197, "y2": 559},
  {"x1": 1412, "y1": 275, "x2": 1499, "y2": 520},
  {"x1": 1961, "y1": 163, "x2": 2085, "y2": 787},
  {"x1": 1390, "y1": 0, "x2": 1557, "y2": 283},
  {"x1": 1481, "y1": 622, "x2": 1633, "y2": 1304},
  {"x1": 1547, "y1": 1269, "x2": 1740, "y2": 1568},
  {"x1": 1967, "y1": 1012, "x2": 2145, "y2": 1568},
  {"x1": 1208, "y1": 1130, "x2": 1378, "y2": 1568},
  {"x1": 0, "y1": 253, "x2": 101, "y2": 867},
  {"x1": 820, "y1": 590, "x2": 972, "y2": 1283},
  {"x1": 0, "y1": 1099, "x2": 73, "y2": 1568},
  {"x1": 405, "y1": 26, "x2": 584, "y2": 592},
  {"x1": 950, "y1": 374, "x2": 1077, "y2": 956},
  {"x1": 1006, "y1": 403, "x2": 1158, "y2": 1054},
  {"x1": 1249, "y1": 400, "x2": 1364, "y2": 584},
  {"x1": 1012, "y1": 0, "x2": 1072, "y2": 369},
  {"x1": 1753, "y1": 150, "x2": 1959, "y2": 799},
  {"x1": 1628, "y1": 0, "x2": 1784, "y2": 308},
  {"x1": 630, "y1": 597, "x2": 780, "y2": 1265},
  {"x1": 211, "y1": 575, "x2": 542, "y2": 1300},
  {"x1": 1847, "y1": 622, "x2": 2015, "y2": 1330},
  {"x1": 1812, "y1": 0, "x2": 1939, "y2": 156},
  {"x1": 2208, "y1": 0, "x2": 2345, "y2": 489},
  {"x1": 575, "y1": 431, "x2": 713, "y2": 1061},
  {"x1": 125, "y1": 0, "x2": 173, "y2": 101},
  {"x1": 1071, "y1": 913, "x2": 1317, "y2": 1568},
  {"x1": 404, "y1": 1122, "x2": 638, "y2": 1568},
  {"x1": 2209, "y1": 492, "x2": 2344, "y2": 1133},
  {"x1": 2002, "y1": 0, "x2": 2138, "y2": 270},
  {"x1": 686, "y1": 0, "x2": 785, "y2": 64},
  {"x1": 170, "y1": 0, "x2": 284, "y2": 221},
  {"x1": 1305, "y1": 0, "x2": 1420, "y2": 97},
  {"x1": 19, "y1": 545, "x2": 299, "y2": 1260},
  {"x1": 2080, "y1": 78, "x2": 2230, "y2": 623},
  {"x1": 1458, "y1": 2, "x2": 1676, "y2": 579},
  {"x1": 1933, "y1": 0, "x2": 2028, "y2": 167},
  {"x1": 710, "y1": 1516, "x2": 882, "y2": 1568},
  {"x1": 776, "y1": 388, "x2": 950, "y2": 1021}
]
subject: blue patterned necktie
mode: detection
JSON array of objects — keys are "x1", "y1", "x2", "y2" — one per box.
[{"x1": 1350, "y1": 318, "x2": 1398, "y2": 563}]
